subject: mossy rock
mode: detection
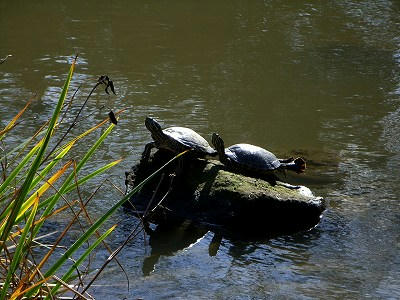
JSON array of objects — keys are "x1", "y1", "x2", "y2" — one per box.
[{"x1": 125, "y1": 150, "x2": 325, "y2": 236}]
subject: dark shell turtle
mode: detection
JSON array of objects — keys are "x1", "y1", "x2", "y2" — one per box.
[
  {"x1": 141, "y1": 117, "x2": 217, "y2": 163},
  {"x1": 212, "y1": 133, "x2": 305, "y2": 184}
]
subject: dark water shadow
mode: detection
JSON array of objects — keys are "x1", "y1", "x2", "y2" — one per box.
[
  {"x1": 123, "y1": 149, "x2": 331, "y2": 275},
  {"x1": 138, "y1": 214, "x2": 326, "y2": 276},
  {"x1": 142, "y1": 220, "x2": 208, "y2": 276}
]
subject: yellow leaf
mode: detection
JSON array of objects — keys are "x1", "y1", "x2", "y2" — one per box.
[
  {"x1": 10, "y1": 275, "x2": 52, "y2": 300},
  {"x1": 16, "y1": 160, "x2": 73, "y2": 220},
  {"x1": 10, "y1": 200, "x2": 77, "y2": 240},
  {"x1": 0, "y1": 100, "x2": 31, "y2": 140}
]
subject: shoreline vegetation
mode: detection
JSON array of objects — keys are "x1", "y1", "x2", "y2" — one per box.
[{"x1": 0, "y1": 56, "x2": 181, "y2": 299}]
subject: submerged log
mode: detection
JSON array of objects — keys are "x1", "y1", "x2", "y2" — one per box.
[{"x1": 125, "y1": 150, "x2": 325, "y2": 237}]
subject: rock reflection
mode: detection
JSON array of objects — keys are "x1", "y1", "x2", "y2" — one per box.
[
  {"x1": 141, "y1": 217, "x2": 324, "y2": 277},
  {"x1": 142, "y1": 221, "x2": 207, "y2": 276}
]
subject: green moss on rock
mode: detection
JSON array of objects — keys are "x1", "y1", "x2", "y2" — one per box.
[{"x1": 126, "y1": 152, "x2": 325, "y2": 235}]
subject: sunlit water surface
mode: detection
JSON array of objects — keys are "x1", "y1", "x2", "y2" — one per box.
[{"x1": 1, "y1": 1, "x2": 400, "y2": 298}]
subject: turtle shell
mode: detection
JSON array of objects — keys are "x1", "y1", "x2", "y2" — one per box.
[
  {"x1": 225, "y1": 143, "x2": 281, "y2": 171},
  {"x1": 163, "y1": 127, "x2": 215, "y2": 154}
]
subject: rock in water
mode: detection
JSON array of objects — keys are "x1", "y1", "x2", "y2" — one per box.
[{"x1": 125, "y1": 150, "x2": 325, "y2": 237}]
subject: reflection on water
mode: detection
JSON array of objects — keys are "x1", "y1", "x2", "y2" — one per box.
[
  {"x1": 142, "y1": 222, "x2": 208, "y2": 276},
  {"x1": 1, "y1": 0, "x2": 400, "y2": 298}
]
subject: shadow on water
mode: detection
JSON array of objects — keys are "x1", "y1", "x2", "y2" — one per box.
[
  {"x1": 131, "y1": 211, "x2": 327, "y2": 276},
  {"x1": 141, "y1": 221, "x2": 208, "y2": 276},
  {"x1": 135, "y1": 219, "x2": 329, "y2": 283}
]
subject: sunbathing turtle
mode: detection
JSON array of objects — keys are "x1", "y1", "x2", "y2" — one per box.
[
  {"x1": 141, "y1": 117, "x2": 217, "y2": 164},
  {"x1": 212, "y1": 133, "x2": 305, "y2": 186}
]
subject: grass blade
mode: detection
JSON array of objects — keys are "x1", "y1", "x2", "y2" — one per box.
[
  {"x1": 0, "y1": 100, "x2": 31, "y2": 141},
  {"x1": 0, "y1": 121, "x2": 47, "y2": 168},
  {"x1": 0, "y1": 139, "x2": 43, "y2": 198},
  {"x1": 15, "y1": 159, "x2": 121, "y2": 224},
  {"x1": 43, "y1": 114, "x2": 109, "y2": 164},
  {"x1": 9, "y1": 201, "x2": 77, "y2": 241},
  {"x1": 9, "y1": 276, "x2": 52, "y2": 300},
  {"x1": 0, "y1": 194, "x2": 39, "y2": 299},
  {"x1": 0, "y1": 160, "x2": 73, "y2": 236},
  {"x1": 49, "y1": 224, "x2": 117, "y2": 296},
  {"x1": 29, "y1": 141, "x2": 75, "y2": 192},
  {"x1": 0, "y1": 57, "x2": 75, "y2": 243},
  {"x1": 41, "y1": 151, "x2": 187, "y2": 289},
  {"x1": 17, "y1": 161, "x2": 73, "y2": 220},
  {"x1": 32, "y1": 123, "x2": 115, "y2": 238}
]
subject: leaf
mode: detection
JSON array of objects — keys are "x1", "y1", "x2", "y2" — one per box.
[
  {"x1": 50, "y1": 224, "x2": 117, "y2": 295},
  {"x1": 0, "y1": 194, "x2": 39, "y2": 299},
  {"x1": 9, "y1": 276, "x2": 52, "y2": 300},
  {"x1": 32, "y1": 122, "x2": 116, "y2": 238},
  {"x1": 42, "y1": 151, "x2": 187, "y2": 285},
  {"x1": 0, "y1": 100, "x2": 31, "y2": 141},
  {"x1": 0, "y1": 139, "x2": 43, "y2": 197},
  {"x1": 15, "y1": 159, "x2": 122, "y2": 224},
  {"x1": 16, "y1": 160, "x2": 73, "y2": 220},
  {"x1": 0, "y1": 56, "x2": 75, "y2": 245}
]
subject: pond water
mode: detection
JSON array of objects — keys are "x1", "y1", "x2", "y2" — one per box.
[{"x1": 1, "y1": 0, "x2": 400, "y2": 298}]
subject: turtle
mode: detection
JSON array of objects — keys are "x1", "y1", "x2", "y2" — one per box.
[
  {"x1": 211, "y1": 133, "x2": 306, "y2": 187},
  {"x1": 140, "y1": 117, "x2": 218, "y2": 164}
]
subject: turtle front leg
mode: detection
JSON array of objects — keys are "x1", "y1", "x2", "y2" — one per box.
[
  {"x1": 140, "y1": 142, "x2": 156, "y2": 165},
  {"x1": 276, "y1": 181, "x2": 301, "y2": 189},
  {"x1": 279, "y1": 157, "x2": 294, "y2": 164}
]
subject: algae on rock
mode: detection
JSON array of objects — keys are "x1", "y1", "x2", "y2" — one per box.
[{"x1": 125, "y1": 150, "x2": 325, "y2": 236}]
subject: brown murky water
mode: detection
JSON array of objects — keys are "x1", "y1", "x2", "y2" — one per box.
[{"x1": 1, "y1": 1, "x2": 400, "y2": 298}]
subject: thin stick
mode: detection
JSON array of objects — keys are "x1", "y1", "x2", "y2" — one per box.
[
  {"x1": 79, "y1": 221, "x2": 143, "y2": 296},
  {"x1": 0, "y1": 54, "x2": 12, "y2": 65},
  {"x1": 143, "y1": 173, "x2": 165, "y2": 216},
  {"x1": 80, "y1": 172, "x2": 176, "y2": 295},
  {"x1": 71, "y1": 164, "x2": 130, "y2": 292},
  {"x1": 59, "y1": 85, "x2": 81, "y2": 126},
  {"x1": 42, "y1": 75, "x2": 110, "y2": 164},
  {"x1": 26, "y1": 182, "x2": 102, "y2": 283},
  {"x1": 150, "y1": 174, "x2": 175, "y2": 213},
  {"x1": 53, "y1": 275, "x2": 93, "y2": 300}
]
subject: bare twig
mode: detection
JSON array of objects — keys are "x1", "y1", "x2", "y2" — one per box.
[
  {"x1": 26, "y1": 182, "x2": 100, "y2": 283},
  {"x1": 80, "y1": 171, "x2": 176, "y2": 295},
  {"x1": 0, "y1": 54, "x2": 12, "y2": 65},
  {"x1": 105, "y1": 179, "x2": 125, "y2": 196},
  {"x1": 71, "y1": 164, "x2": 130, "y2": 292},
  {"x1": 59, "y1": 85, "x2": 81, "y2": 126},
  {"x1": 42, "y1": 75, "x2": 115, "y2": 164},
  {"x1": 53, "y1": 275, "x2": 93, "y2": 300},
  {"x1": 79, "y1": 221, "x2": 143, "y2": 297},
  {"x1": 143, "y1": 173, "x2": 165, "y2": 216},
  {"x1": 150, "y1": 174, "x2": 175, "y2": 213}
]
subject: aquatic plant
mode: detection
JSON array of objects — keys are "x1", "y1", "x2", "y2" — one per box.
[{"x1": 0, "y1": 57, "x2": 183, "y2": 299}]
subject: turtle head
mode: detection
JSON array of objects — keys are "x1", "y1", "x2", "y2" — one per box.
[
  {"x1": 145, "y1": 117, "x2": 164, "y2": 140},
  {"x1": 293, "y1": 157, "x2": 306, "y2": 173},
  {"x1": 211, "y1": 133, "x2": 226, "y2": 158}
]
